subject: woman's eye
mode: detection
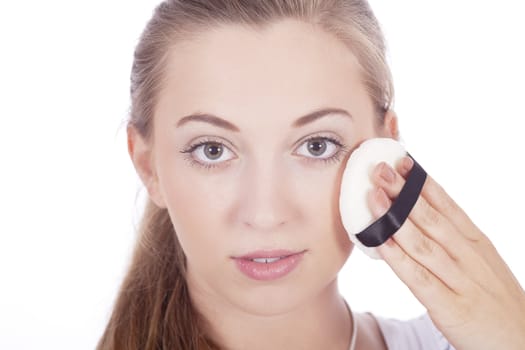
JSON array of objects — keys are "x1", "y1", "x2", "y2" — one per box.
[
  {"x1": 193, "y1": 142, "x2": 235, "y2": 164},
  {"x1": 180, "y1": 140, "x2": 236, "y2": 170},
  {"x1": 295, "y1": 137, "x2": 341, "y2": 159}
]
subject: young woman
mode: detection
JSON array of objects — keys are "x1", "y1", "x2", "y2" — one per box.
[{"x1": 97, "y1": 1, "x2": 525, "y2": 349}]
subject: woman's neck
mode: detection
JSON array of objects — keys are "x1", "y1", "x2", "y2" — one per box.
[{"x1": 190, "y1": 278, "x2": 353, "y2": 350}]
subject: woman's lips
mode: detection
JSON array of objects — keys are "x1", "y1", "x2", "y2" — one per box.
[
  {"x1": 232, "y1": 250, "x2": 306, "y2": 281},
  {"x1": 234, "y1": 249, "x2": 303, "y2": 260}
]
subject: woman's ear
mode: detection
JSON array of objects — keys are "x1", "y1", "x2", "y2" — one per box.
[
  {"x1": 380, "y1": 109, "x2": 400, "y2": 140},
  {"x1": 127, "y1": 126, "x2": 167, "y2": 208}
]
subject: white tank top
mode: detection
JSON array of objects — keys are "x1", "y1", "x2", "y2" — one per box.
[{"x1": 371, "y1": 312, "x2": 457, "y2": 350}]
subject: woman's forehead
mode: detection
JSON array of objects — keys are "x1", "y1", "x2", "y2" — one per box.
[
  {"x1": 157, "y1": 20, "x2": 371, "y2": 130},
  {"x1": 162, "y1": 20, "x2": 362, "y2": 93}
]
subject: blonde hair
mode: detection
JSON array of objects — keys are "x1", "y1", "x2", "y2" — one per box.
[{"x1": 97, "y1": 1, "x2": 394, "y2": 349}]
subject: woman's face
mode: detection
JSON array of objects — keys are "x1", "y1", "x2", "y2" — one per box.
[{"x1": 139, "y1": 19, "x2": 395, "y2": 315}]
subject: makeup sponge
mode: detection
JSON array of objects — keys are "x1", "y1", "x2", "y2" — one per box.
[{"x1": 339, "y1": 138, "x2": 425, "y2": 259}]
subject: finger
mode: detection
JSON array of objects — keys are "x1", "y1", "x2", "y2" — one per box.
[
  {"x1": 393, "y1": 158, "x2": 517, "y2": 288},
  {"x1": 377, "y1": 236, "x2": 462, "y2": 315},
  {"x1": 373, "y1": 162, "x2": 513, "y2": 296},
  {"x1": 417, "y1": 173, "x2": 520, "y2": 294},
  {"x1": 372, "y1": 161, "x2": 474, "y2": 260},
  {"x1": 369, "y1": 187, "x2": 471, "y2": 295},
  {"x1": 397, "y1": 157, "x2": 484, "y2": 242}
]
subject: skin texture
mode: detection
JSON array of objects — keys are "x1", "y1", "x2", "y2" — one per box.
[{"x1": 128, "y1": 19, "x2": 395, "y2": 349}]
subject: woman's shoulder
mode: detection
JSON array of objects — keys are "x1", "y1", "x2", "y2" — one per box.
[{"x1": 365, "y1": 311, "x2": 456, "y2": 350}]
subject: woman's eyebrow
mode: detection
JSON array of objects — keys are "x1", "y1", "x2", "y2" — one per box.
[
  {"x1": 175, "y1": 107, "x2": 353, "y2": 132},
  {"x1": 293, "y1": 108, "x2": 353, "y2": 127}
]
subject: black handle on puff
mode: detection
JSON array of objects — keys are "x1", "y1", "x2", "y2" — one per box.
[{"x1": 355, "y1": 154, "x2": 427, "y2": 247}]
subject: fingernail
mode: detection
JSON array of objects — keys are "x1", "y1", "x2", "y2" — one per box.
[
  {"x1": 376, "y1": 188, "x2": 391, "y2": 212},
  {"x1": 380, "y1": 163, "x2": 395, "y2": 184},
  {"x1": 403, "y1": 156, "x2": 414, "y2": 172}
]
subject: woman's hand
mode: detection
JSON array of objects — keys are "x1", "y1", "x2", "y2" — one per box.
[{"x1": 369, "y1": 156, "x2": 525, "y2": 350}]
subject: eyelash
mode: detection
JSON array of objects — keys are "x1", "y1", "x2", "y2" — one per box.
[{"x1": 180, "y1": 135, "x2": 350, "y2": 171}]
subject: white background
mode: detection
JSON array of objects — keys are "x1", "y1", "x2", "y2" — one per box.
[{"x1": 0, "y1": 1, "x2": 524, "y2": 349}]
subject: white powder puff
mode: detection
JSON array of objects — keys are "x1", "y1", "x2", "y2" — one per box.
[{"x1": 339, "y1": 138, "x2": 407, "y2": 259}]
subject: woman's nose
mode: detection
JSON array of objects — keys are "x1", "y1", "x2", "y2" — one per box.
[{"x1": 237, "y1": 162, "x2": 294, "y2": 232}]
